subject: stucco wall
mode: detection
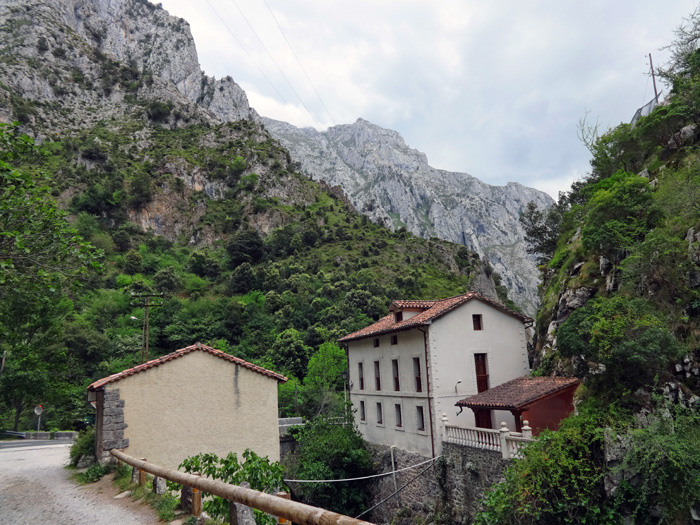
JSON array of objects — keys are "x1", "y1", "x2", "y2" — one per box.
[
  {"x1": 347, "y1": 299, "x2": 530, "y2": 457},
  {"x1": 429, "y1": 300, "x2": 530, "y2": 435},
  {"x1": 109, "y1": 351, "x2": 280, "y2": 470},
  {"x1": 348, "y1": 329, "x2": 433, "y2": 457}
]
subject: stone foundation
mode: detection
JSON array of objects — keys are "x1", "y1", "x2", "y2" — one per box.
[{"x1": 366, "y1": 443, "x2": 511, "y2": 524}]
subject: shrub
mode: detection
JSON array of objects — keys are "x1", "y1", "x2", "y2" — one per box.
[{"x1": 69, "y1": 427, "x2": 95, "y2": 467}]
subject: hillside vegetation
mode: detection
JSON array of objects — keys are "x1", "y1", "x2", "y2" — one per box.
[{"x1": 479, "y1": 9, "x2": 700, "y2": 524}]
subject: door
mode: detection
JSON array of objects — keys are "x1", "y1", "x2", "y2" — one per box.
[{"x1": 474, "y1": 353, "x2": 489, "y2": 393}]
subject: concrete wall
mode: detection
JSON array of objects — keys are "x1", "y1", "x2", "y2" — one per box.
[
  {"x1": 109, "y1": 351, "x2": 280, "y2": 470},
  {"x1": 348, "y1": 329, "x2": 433, "y2": 457}
]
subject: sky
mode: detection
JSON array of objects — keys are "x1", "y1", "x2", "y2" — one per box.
[{"x1": 158, "y1": 0, "x2": 699, "y2": 199}]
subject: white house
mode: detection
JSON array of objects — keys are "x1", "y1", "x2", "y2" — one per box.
[{"x1": 339, "y1": 292, "x2": 532, "y2": 457}]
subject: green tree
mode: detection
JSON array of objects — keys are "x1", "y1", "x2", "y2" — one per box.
[
  {"x1": 0, "y1": 124, "x2": 101, "y2": 292},
  {"x1": 558, "y1": 296, "x2": 680, "y2": 397},
  {"x1": 268, "y1": 328, "x2": 311, "y2": 380},
  {"x1": 519, "y1": 201, "x2": 564, "y2": 264},
  {"x1": 301, "y1": 342, "x2": 347, "y2": 417},
  {"x1": 581, "y1": 172, "x2": 661, "y2": 262},
  {"x1": 226, "y1": 228, "x2": 264, "y2": 268},
  {"x1": 288, "y1": 415, "x2": 374, "y2": 517}
]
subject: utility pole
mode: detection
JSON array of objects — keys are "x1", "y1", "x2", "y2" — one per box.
[
  {"x1": 649, "y1": 53, "x2": 659, "y2": 102},
  {"x1": 130, "y1": 293, "x2": 163, "y2": 363}
]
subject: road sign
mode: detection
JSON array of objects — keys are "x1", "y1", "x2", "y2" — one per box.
[{"x1": 34, "y1": 405, "x2": 43, "y2": 416}]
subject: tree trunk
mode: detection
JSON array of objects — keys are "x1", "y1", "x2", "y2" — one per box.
[{"x1": 12, "y1": 399, "x2": 23, "y2": 432}]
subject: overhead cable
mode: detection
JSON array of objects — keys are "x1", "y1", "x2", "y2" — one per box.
[
  {"x1": 263, "y1": 0, "x2": 336, "y2": 126},
  {"x1": 283, "y1": 455, "x2": 441, "y2": 484}
]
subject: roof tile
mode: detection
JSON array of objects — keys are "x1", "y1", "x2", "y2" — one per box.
[
  {"x1": 339, "y1": 291, "x2": 532, "y2": 343},
  {"x1": 456, "y1": 376, "x2": 580, "y2": 410},
  {"x1": 88, "y1": 342, "x2": 287, "y2": 391}
]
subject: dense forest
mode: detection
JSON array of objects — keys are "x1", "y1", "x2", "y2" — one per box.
[
  {"x1": 0, "y1": 113, "x2": 495, "y2": 432},
  {"x1": 477, "y1": 10, "x2": 700, "y2": 524}
]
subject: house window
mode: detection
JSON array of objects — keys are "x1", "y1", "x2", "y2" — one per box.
[
  {"x1": 360, "y1": 401, "x2": 366, "y2": 421},
  {"x1": 473, "y1": 314, "x2": 483, "y2": 331},
  {"x1": 395, "y1": 404, "x2": 402, "y2": 427},
  {"x1": 374, "y1": 360, "x2": 381, "y2": 391},
  {"x1": 413, "y1": 357, "x2": 422, "y2": 392},
  {"x1": 373, "y1": 338, "x2": 379, "y2": 348},
  {"x1": 392, "y1": 359, "x2": 400, "y2": 391},
  {"x1": 390, "y1": 335, "x2": 398, "y2": 345},
  {"x1": 376, "y1": 402, "x2": 383, "y2": 424},
  {"x1": 416, "y1": 406, "x2": 425, "y2": 431},
  {"x1": 394, "y1": 311, "x2": 403, "y2": 323},
  {"x1": 358, "y1": 362, "x2": 364, "y2": 390},
  {"x1": 475, "y1": 353, "x2": 489, "y2": 393}
]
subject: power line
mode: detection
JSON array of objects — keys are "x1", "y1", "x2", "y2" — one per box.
[
  {"x1": 225, "y1": 0, "x2": 318, "y2": 128},
  {"x1": 262, "y1": 0, "x2": 336, "y2": 126},
  {"x1": 283, "y1": 455, "x2": 441, "y2": 484},
  {"x1": 203, "y1": 0, "x2": 293, "y2": 112},
  {"x1": 354, "y1": 458, "x2": 441, "y2": 520}
]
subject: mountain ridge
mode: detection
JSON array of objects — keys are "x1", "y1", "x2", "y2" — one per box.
[{"x1": 263, "y1": 116, "x2": 553, "y2": 314}]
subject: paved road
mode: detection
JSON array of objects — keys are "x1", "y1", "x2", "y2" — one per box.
[{"x1": 0, "y1": 440, "x2": 159, "y2": 524}]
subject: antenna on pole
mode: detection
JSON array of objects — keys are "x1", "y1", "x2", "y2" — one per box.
[{"x1": 649, "y1": 53, "x2": 659, "y2": 102}]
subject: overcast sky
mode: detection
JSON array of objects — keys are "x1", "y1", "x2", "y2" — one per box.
[{"x1": 158, "y1": 1, "x2": 698, "y2": 199}]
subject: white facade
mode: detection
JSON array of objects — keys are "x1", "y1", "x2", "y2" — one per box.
[{"x1": 345, "y1": 297, "x2": 530, "y2": 457}]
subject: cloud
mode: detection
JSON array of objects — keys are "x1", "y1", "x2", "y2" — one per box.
[{"x1": 159, "y1": 0, "x2": 699, "y2": 199}]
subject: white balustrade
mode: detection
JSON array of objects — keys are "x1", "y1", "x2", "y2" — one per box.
[{"x1": 443, "y1": 420, "x2": 535, "y2": 460}]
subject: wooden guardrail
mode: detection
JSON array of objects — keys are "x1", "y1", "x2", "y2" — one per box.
[{"x1": 110, "y1": 449, "x2": 374, "y2": 525}]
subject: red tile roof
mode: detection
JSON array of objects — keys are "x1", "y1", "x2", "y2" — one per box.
[
  {"x1": 456, "y1": 376, "x2": 580, "y2": 410},
  {"x1": 338, "y1": 291, "x2": 532, "y2": 343},
  {"x1": 87, "y1": 342, "x2": 287, "y2": 391}
]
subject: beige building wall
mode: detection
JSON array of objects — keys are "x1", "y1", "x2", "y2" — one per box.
[{"x1": 110, "y1": 351, "x2": 280, "y2": 470}]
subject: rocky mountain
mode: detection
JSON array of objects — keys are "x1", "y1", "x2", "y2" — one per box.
[
  {"x1": 0, "y1": 0, "x2": 502, "y2": 301},
  {"x1": 263, "y1": 117, "x2": 553, "y2": 314}
]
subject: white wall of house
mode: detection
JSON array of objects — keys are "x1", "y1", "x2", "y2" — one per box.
[
  {"x1": 348, "y1": 329, "x2": 434, "y2": 457},
  {"x1": 428, "y1": 300, "x2": 530, "y2": 435},
  {"x1": 347, "y1": 299, "x2": 530, "y2": 457}
]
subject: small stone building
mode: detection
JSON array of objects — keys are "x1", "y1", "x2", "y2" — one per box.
[{"x1": 87, "y1": 342, "x2": 287, "y2": 470}]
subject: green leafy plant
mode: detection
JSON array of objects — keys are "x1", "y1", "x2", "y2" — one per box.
[
  {"x1": 179, "y1": 449, "x2": 285, "y2": 523},
  {"x1": 69, "y1": 427, "x2": 95, "y2": 467}
]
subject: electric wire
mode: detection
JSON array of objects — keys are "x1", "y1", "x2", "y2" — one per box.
[
  {"x1": 262, "y1": 0, "x2": 336, "y2": 126},
  {"x1": 203, "y1": 0, "x2": 289, "y2": 106},
  {"x1": 226, "y1": 0, "x2": 318, "y2": 127},
  {"x1": 283, "y1": 455, "x2": 441, "y2": 484},
  {"x1": 354, "y1": 457, "x2": 442, "y2": 520}
]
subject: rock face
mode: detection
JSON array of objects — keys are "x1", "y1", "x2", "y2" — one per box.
[
  {"x1": 263, "y1": 117, "x2": 553, "y2": 314},
  {"x1": 0, "y1": 0, "x2": 256, "y2": 132}
]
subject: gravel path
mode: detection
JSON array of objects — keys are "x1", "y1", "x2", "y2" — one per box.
[{"x1": 0, "y1": 441, "x2": 160, "y2": 524}]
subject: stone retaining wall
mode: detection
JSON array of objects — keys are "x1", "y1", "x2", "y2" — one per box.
[{"x1": 366, "y1": 442, "x2": 510, "y2": 524}]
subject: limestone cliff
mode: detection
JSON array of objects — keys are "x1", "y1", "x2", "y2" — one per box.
[{"x1": 263, "y1": 117, "x2": 553, "y2": 314}]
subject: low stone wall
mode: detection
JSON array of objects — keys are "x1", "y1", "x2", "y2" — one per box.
[{"x1": 365, "y1": 443, "x2": 510, "y2": 524}]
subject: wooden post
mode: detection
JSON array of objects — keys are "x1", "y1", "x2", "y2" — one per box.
[
  {"x1": 192, "y1": 473, "x2": 202, "y2": 517},
  {"x1": 499, "y1": 423, "x2": 510, "y2": 459},
  {"x1": 276, "y1": 492, "x2": 291, "y2": 524},
  {"x1": 138, "y1": 458, "x2": 147, "y2": 486}
]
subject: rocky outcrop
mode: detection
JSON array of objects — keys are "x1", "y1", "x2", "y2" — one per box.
[
  {"x1": 263, "y1": 117, "x2": 553, "y2": 314},
  {"x1": 0, "y1": 0, "x2": 256, "y2": 132}
]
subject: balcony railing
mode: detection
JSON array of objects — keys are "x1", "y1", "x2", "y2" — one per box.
[{"x1": 442, "y1": 418, "x2": 534, "y2": 460}]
